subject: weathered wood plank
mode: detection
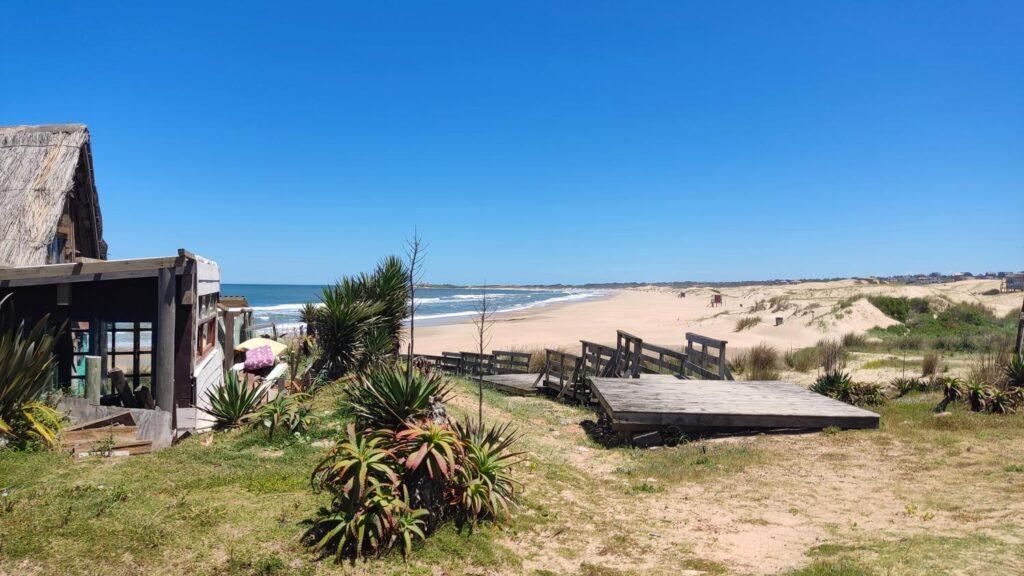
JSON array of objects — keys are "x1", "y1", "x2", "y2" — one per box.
[{"x1": 590, "y1": 375, "x2": 880, "y2": 432}]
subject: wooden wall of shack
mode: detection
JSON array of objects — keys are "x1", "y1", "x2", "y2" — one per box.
[{"x1": 0, "y1": 275, "x2": 196, "y2": 421}]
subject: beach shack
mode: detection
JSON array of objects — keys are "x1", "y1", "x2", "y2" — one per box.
[{"x1": 0, "y1": 124, "x2": 224, "y2": 447}]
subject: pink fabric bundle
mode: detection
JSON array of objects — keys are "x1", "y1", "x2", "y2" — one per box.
[{"x1": 244, "y1": 345, "x2": 275, "y2": 371}]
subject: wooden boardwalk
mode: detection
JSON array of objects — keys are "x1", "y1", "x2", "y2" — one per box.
[
  {"x1": 590, "y1": 375, "x2": 880, "y2": 432},
  {"x1": 480, "y1": 373, "x2": 542, "y2": 395}
]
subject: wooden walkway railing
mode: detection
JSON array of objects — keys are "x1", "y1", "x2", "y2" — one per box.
[
  {"x1": 491, "y1": 350, "x2": 531, "y2": 374},
  {"x1": 684, "y1": 332, "x2": 732, "y2": 380}
]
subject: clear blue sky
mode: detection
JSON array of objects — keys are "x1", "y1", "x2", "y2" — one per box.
[{"x1": 2, "y1": 2, "x2": 1021, "y2": 285}]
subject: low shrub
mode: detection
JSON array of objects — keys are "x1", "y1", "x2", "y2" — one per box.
[
  {"x1": 867, "y1": 295, "x2": 930, "y2": 322},
  {"x1": 1003, "y1": 355, "x2": 1024, "y2": 389},
  {"x1": 784, "y1": 347, "x2": 819, "y2": 372},
  {"x1": 921, "y1": 352, "x2": 939, "y2": 378},
  {"x1": 841, "y1": 332, "x2": 868, "y2": 349},
  {"x1": 817, "y1": 339, "x2": 847, "y2": 375},
  {"x1": 733, "y1": 344, "x2": 780, "y2": 380},
  {"x1": 734, "y1": 316, "x2": 762, "y2": 332},
  {"x1": 256, "y1": 392, "x2": 314, "y2": 440},
  {"x1": 811, "y1": 371, "x2": 885, "y2": 406}
]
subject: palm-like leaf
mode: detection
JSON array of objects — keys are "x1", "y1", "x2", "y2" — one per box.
[
  {"x1": 202, "y1": 371, "x2": 267, "y2": 428},
  {"x1": 1003, "y1": 355, "x2": 1024, "y2": 389},
  {"x1": 0, "y1": 307, "x2": 65, "y2": 448},
  {"x1": 311, "y1": 279, "x2": 384, "y2": 378}
]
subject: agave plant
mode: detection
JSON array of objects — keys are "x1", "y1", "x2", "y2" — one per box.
[
  {"x1": 344, "y1": 365, "x2": 452, "y2": 429},
  {"x1": 312, "y1": 423, "x2": 399, "y2": 500},
  {"x1": 0, "y1": 301, "x2": 65, "y2": 449},
  {"x1": 452, "y1": 419, "x2": 523, "y2": 524},
  {"x1": 1003, "y1": 355, "x2": 1024, "y2": 390},
  {"x1": 305, "y1": 480, "x2": 426, "y2": 561},
  {"x1": 810, "y1": 371, "x2": 853, "y2": 401},
  {"x1": 851, "y1": 382, "x2": 886, "y2": 406},
  {"x1": 891, "y1": 377, "x2": 922, "y2": 398},
  {"x1": 202, "y1": 371, "x2": 268, "y2": 428},
  {"x1": 966, "y1": 379, "x2": 988, "y2": 412},
  {"x1": 256, "y1": 392, "x2": 313, "y2": 440},
  {"x1": 987, "y1": 388, "x2": 1019, "y2": 415},
  {"x1": 394, "y1": 420, "x2": 461, "y2": 480}
]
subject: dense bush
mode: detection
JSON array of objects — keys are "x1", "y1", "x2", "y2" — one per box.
[
  {"x1": 309, "y1": 257, "x2": 410, "y2": 378},
  {"x1": 0, "y1": 301, "x2": 65, "y2": 449},
  {"x1": 306, "y1": 366, "x2": 522, "y2": 562},
  {"x1": 867, "y1": 295, "x2": 930, "y2": 323},
  {"x1": 867, "y1": 301, "x2": 1016, "y2": 353}
]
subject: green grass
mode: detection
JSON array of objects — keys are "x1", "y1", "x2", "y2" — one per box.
[
  {"x1": 4, "y1": 375, "x2": 1024, "y2": 575},
  {"x1": 734, "y1": 316, "x2": 762, "y2": 332},
  {"x1": 859, "y1": 356, "x2": 912, "y2": 370}
]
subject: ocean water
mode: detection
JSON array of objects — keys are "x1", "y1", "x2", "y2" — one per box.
[{"x1": 221, "y1": 284, "x2": 601, "y2": 332}]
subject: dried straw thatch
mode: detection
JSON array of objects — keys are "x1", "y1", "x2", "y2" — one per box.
[{"x1": 0, "y1": 124, "x2": 106, "y2": 267}]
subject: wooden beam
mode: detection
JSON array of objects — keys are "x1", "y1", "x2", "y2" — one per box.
[{"x1": 155, "y1": 267, "x2": 176, "y2": 421}]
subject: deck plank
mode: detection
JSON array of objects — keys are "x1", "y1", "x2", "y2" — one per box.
[
  {"x1": 480, "y1": 373, "x2": 542, "y2": 395},
  {"x1": 590, "y1": 375, "x2": 879, "y2": 431}
]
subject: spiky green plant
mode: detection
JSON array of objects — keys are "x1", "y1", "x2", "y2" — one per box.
[
  {"x1": 363, "y1": 255, "x2": 409, "y2": 355},
  {"x1": 810, "y1": 370, "x2": 853, "y2": 400},
  {"x1": 0, "y1": 301, "x2": 65, "y2": 449},
  {"x1": 312, "y1": 423, "x2": 399, "y2": 501},
  {"x1": 344, "y1": 366, "x2": 451, "y2": 429},
  {"x1": 202, "y1": 371, "x2": 267, "y2": 428},
  {"x1": 452, "y1": 419, "x2": 523, "y2": 524},
  {"x1": 987, "y1": 388, "x2": 1019, "y2": 415},
  {"x1": 361, "y1": 324, "x2": 397, "y2": 372},
  {"x1": 395, "y1": 420, "x2": 460, "y2": 480},
  {"x1": 299, "y1": 302, "x2": 320, "y2": 336},
  {"x1": 256, "y1": 392, "x2": 313, "y2": 440},
  {"x1": 966, "y1": 379, "x2": 988, "y2": 412},
  {"x1": 892, "y1": 376, "x2": 923, "y2": 398},
  {"x1": 1003, "y1": 355, "x2": 1024, "y2": 390},
  {"x1": 311, "y1": 278, "x2": 384, "y2": 378}
]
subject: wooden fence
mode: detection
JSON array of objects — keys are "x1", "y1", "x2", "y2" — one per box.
[
  {"x1": 491, "y1": 350, "x2": 531, "y2": 374},
  {"x1": 684, "y1": 332, "x2": 732, "y2": 380}
]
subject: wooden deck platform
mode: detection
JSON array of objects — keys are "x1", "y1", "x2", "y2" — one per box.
[
  {"x1": 590, "y1": 375, "x2": 880, "y2": 432},
  {"x1": 480, "y1": 373, "x2": 542, "y2": 395}
]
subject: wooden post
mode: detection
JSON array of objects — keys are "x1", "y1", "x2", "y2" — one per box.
[
  {"x1": 155, "y1": 267, "x2": 176, "y2": 416},
  {"x1": 85, "y1": 356, "x2": 102, "y2": 404},
  {"x1": 223, "y1": 311, "x2": 235, "y2": 371},
  {"x1": 1015, "y1": 294, "x2": 1024, "y2": 357}
]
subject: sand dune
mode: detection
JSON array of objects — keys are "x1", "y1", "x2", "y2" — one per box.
[{"x1": 413, "y1": 278, "x2": 1020, "y2": 355}]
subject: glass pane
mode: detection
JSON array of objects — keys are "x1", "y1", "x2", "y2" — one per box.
[
  {"x1": 138, "y1": 353, "x2": 152, "y2": 375},
  {"x1": 139, "y1": 322, "x2": 152, "y2": 329},
  {"x1": 115, "y1": 322, "x2": 135, "y2": 330}
]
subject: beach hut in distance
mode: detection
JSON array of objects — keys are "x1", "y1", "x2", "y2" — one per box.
[{"x1": 0, "y1": 124, "x2": 224, "y2": 449}]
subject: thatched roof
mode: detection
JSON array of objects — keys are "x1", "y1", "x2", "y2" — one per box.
[{"x1": 0, "y1": 124, "x2": 106, "y2": 267}]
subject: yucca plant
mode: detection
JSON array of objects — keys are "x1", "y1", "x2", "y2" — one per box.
[
  {"x1": 299, "y1": 302, "x2": 320, "y2": 337},
  {"x1": 344, "y1": 366, "x2": 452, "y2": 429},
  {"x1": 363, "y1": 256, "x2": 409, "y2": 355},
  {"x1": 0, "y1": 299, "x2": 65, "y2": 449},
  {"x1": 311, "y1": 278, "x2": 384, "y2": 378},
  {"x1": 256, "y1": 392, "x2": 313, "y2": 440},
  {"x1": 933, "y1": 376, "x2": 965, "y2": 412},
  {"x1": 202, "y1": 371, "x2": 267, "y2": 428},
  {"x1": 361, "y1": 324, "x2": 397, "y2": 372},
  {"x1": 452, "y1": 419, "x2": 523, "y2": 525}
]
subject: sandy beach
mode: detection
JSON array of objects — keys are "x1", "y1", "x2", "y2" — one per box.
[{"x1": 415, "y1": 278, "x2": 1021, "y2": 355}]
